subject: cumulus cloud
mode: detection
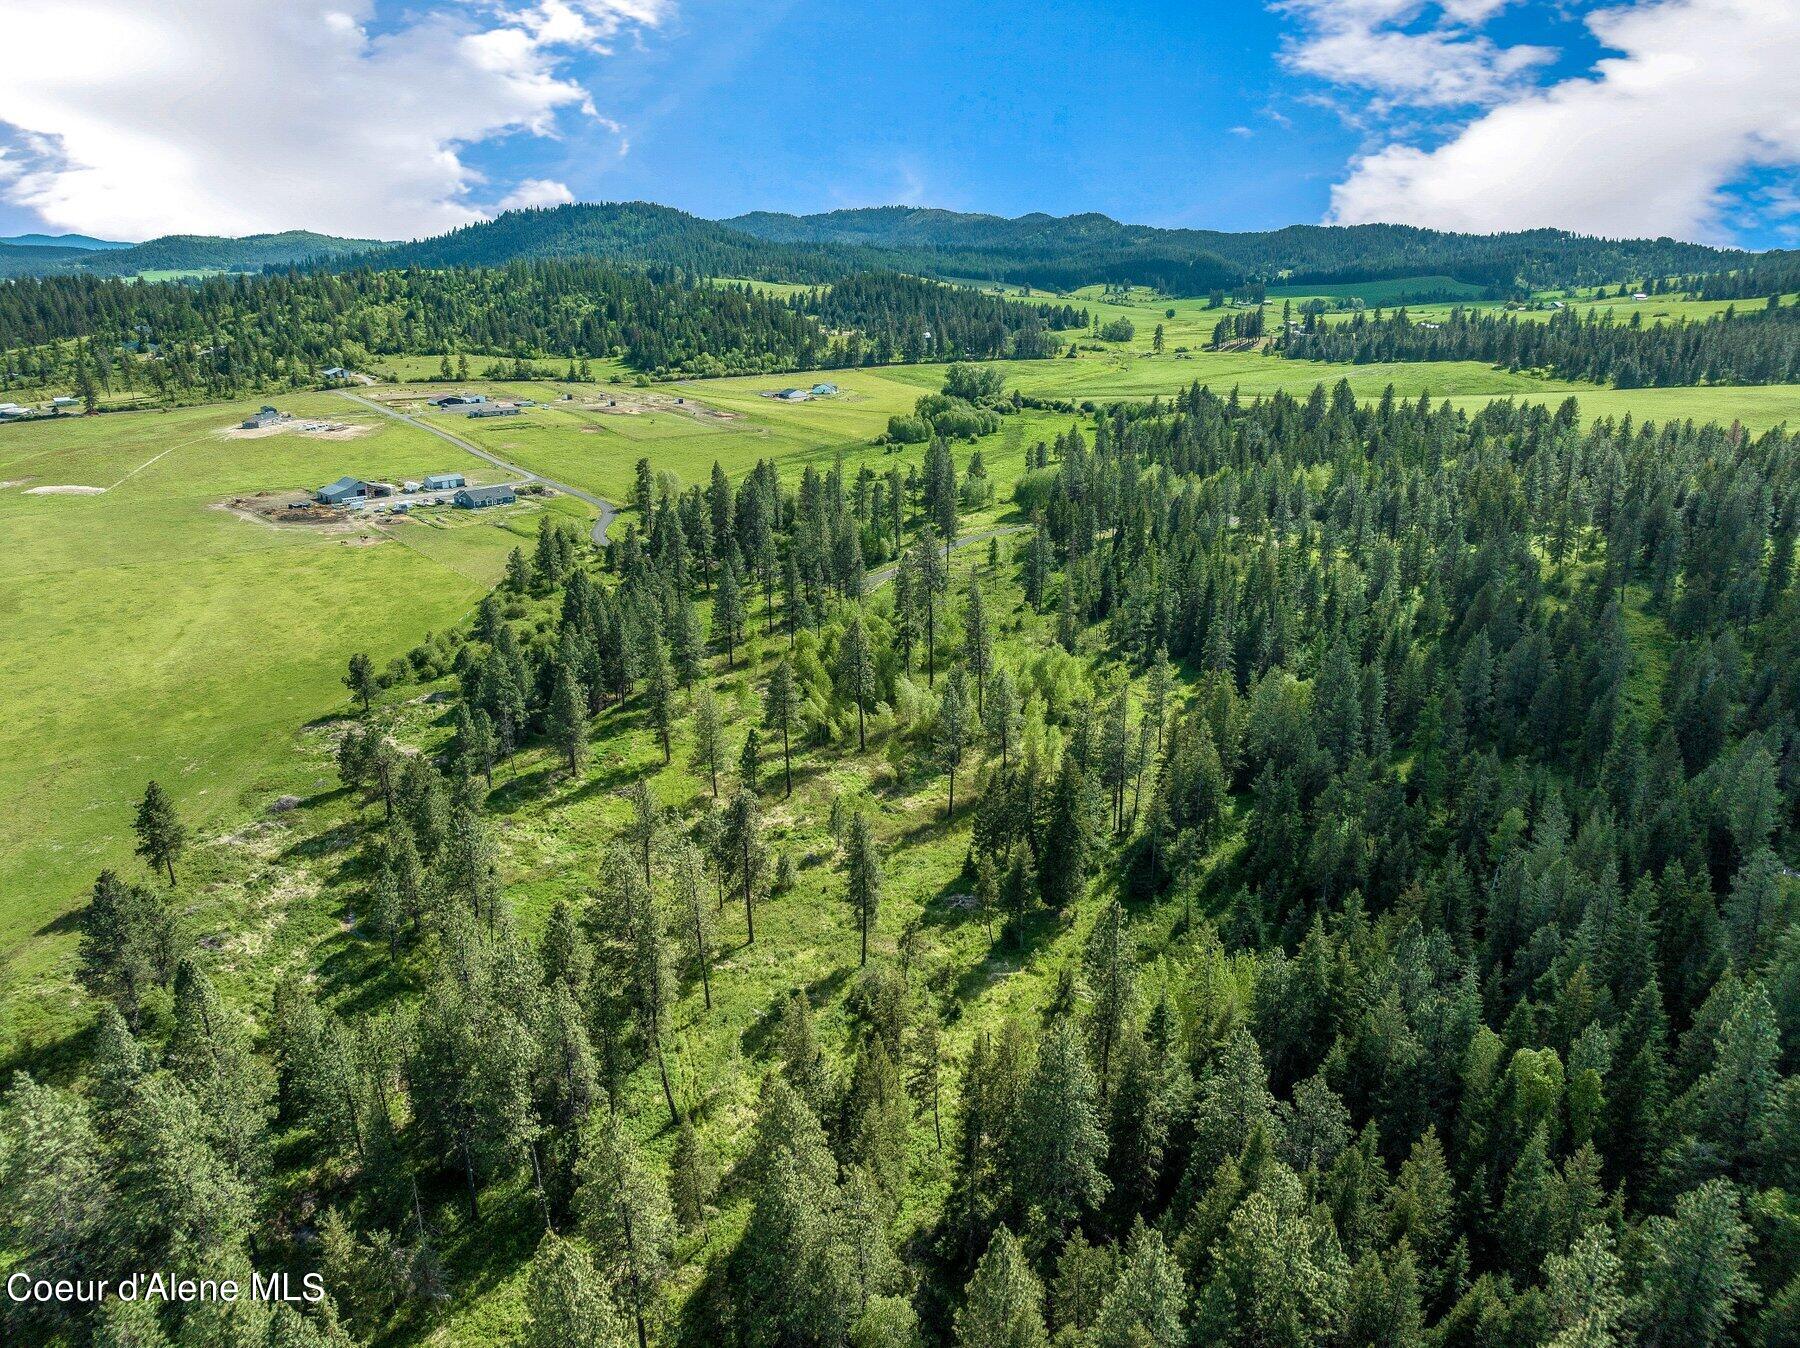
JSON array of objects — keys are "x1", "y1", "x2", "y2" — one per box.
[
  {"x1": 0, "y1": 0, "x2": 668, "y2": 241},
  {"x1": 1309, "y1": 0, "x2": 1800, "y2": 240},
  {"x1": 498, "y1": 178, "x2": 578, "y2": 210},
  {"x1": 1276, "y1": 0, "x2": 1552, "y2": 110}
]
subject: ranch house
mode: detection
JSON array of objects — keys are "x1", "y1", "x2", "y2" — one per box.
[{"x1": 454, "y1": 484, "x2": 516, "y2": 509}]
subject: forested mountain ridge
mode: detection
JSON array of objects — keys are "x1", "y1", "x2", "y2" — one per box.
[
  {"x1": 330, "y1": 202, "x2": 865, "y2": 282},
  {"x1": 725, "y1": 205, "x2": 1753, "y2": 292},
  {"x1": 7, "y1": 363, "x2": 1799, "y2": 1346},
  {"x1": 0, "y1": 198, "x2": 1773, "y2": 297}
]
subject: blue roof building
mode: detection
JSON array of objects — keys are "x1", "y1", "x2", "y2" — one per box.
[
  {"x1": 316, "y1": 475, "x2": 368, "y2": 505},
  {"x1": 454, "y1": 484, "x2": 516, "y2": 509}
]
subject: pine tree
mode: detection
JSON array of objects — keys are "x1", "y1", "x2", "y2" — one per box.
[
  {"x1": 724, "y1": 789, "x2": 765, "y2": 944},
  {"x1": 548, "y1": 665, "x2": 589, "y2": 776},
  {"x1": 965, "y1": 578, "x2": 992, "y2": 717},
  {"x1": 845, "y1": 810, "x2": 883, "y2": 966},
  {"x1": 1092, "y1": 1219, "x2": 1187, "y2": 1348},
  {"x1": 691, "y1": 686, "x2": 725, "y2": 798},
  {"x1": 1084, "y1": 896, "x2": 1134, "y2": 1106},
  {"x1": 764, "y1": 656, "x2": 800, "y2": 796},
  {"x1": 522, "y1": 1234, "x2": 630, "y2": 1348},
  {"x1": 839, "y1": 609, "x2": 877, "y2": 751},
  {"x1": 642, "y1": 632, "x2": 675, "y2": 764},
  {"x1": 672, "y1": 837, "x2": 713, "y2": 1010},
  {"x1": 670, "y1": 1118, "x2": 715, "y2": 1230},
  {"x1": 1632, "y1": 1179, "x2": 1755, "y2": 1347},
  {"x1": 579, "y1": 1118, "x2": 675, "y2": 1348},
  {"x1": 132, "y1": 780, "x2": 186, "y2": 886},
  {"x1": 1005, "y1": 1019, "x2": 1108, "y2": 1234},
  {"x1": 713, "y1": 557, "x2": 745, "y2": 666},
  {"x1": 345, "y1": 652, "x2": 378, "y2": 714},
  {"x1": 956, "y1": 1227, "x2": 1047, "y2": 1348},
  {"x1": 936, "y1": 668, "x2": 971, "y2": 818},
  {"x1": 77, "y1": 869, "x2": 181, "y2": 1027}
]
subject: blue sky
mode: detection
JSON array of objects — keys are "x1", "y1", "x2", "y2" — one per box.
[{"x1": 0, "y1": 0, "x2": 1795, "y2": 247}]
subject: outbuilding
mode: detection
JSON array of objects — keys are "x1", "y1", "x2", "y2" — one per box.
[
  {"x1": 423, "y1": 472, "x2": 465, "y2": 491},
  {"x1": 809, "y1": 383, "x2": 839, "y2": 396},
  {"x1": 316, "y1": 475, "x2": 369, "y2": 505},
  {"x1": 242, "y1": 405, "x2": 282, "y2": 430},
  {"x1": 453, "y1": 484, "x2": 516, "y2": 509}
]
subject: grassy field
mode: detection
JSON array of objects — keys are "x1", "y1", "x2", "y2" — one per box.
[
  {"x1": 6, "y1": 341, "x2": 1798, "y2": 1062},
  {"x1": 0, "y1": 394, "x2": 589, "y2": 1059}
]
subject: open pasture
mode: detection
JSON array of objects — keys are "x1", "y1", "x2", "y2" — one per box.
[{"x1": 0, "y1": 394, "x2": 579, "y2": 1052}]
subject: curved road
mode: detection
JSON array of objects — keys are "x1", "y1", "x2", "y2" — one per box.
[{"x1": 338, "y1": 390, "x2": 619, "y2": 546}]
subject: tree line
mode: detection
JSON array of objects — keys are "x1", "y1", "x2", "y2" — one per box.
[{"x1": 1281, "y1": 299, "x2": 1800, "y2": 387}]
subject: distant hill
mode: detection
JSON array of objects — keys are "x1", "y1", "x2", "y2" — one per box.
[
  {"x1": 0, "y1": 232, "x2": 129, "y2": 250},
  {"x1": 79, "y1": 230, "x2": 387, "y2": 275},
  {"x1": 0, "y1": 242, "x2": 99, "y2": 278},
  {"x1": 344, "y1": 202, "x2": 864, "y2": 282},
  {"x1": 0, "y1": 229, "x2": 386, "y2": 278},
  {"x1": 723, "y1": 206, "x2": 1750, "y2": 294}
]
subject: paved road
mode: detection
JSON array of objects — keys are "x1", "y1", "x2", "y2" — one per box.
[
  {"x1": 866, "y1": 524, "x2": 1029, "y2": 588},
  {"x1": 338, "y1": 390, "x2": 619, "y2": 546}
]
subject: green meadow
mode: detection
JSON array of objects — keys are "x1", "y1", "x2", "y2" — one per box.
[
  {"x1": 0, "y1": 394, "x2": 581, "y2": 1055},
  {"x1": 4, "y1": 339, "x2": 1797, "y2": 1059}
]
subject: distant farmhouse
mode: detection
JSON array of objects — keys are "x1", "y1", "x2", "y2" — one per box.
[
  {"x1": 316, "y1": 475, "x2": 368, "y2": 506},
  {"x1": 242, "y1": 405, "x2": 283, "y2": 430},
  {"x1": 454, "y1": 484, "x2": 516, "y2": 509},
  {"x1": 430, "y1": 393, "x2": 487, "y2": 408},
  {"x1": 423, "y1": 472, "x2": 465, "y2": 491}
]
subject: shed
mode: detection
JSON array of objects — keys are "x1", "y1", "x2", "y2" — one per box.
[
  {"x1": 424, "y1": 472, "x2": 465, "y2": 491},
  {"x1": 468, "y1": 406, "x2": 522, "y2": 418},
  {"x1": 320, "y1": 366, "x2": 351, "y2": 379},
  {"x1": 454, "y1": 484, "x2": 516, "y2": 509},
  {"x1": 316, "y1": 475, "x2": 369, "y2": 505},
  {"x1": 809, "y1": 383, "x2": 839, "y2": 396}
]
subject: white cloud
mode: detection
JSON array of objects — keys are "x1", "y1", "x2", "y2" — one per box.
[
  {"x1": 0, "y1": 0, "x2": 668, "y2": 241},
  {"x1": 1324, "y1": 0, "x2": 1800, "y2": 240},
  {"x1": 1276, "y1": 0, "x2": 1552, "y2": 110},
  {"x1": 498, "y1": 177, "x2": 577, "y2": 210}
]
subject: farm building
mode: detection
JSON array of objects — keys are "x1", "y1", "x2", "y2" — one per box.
[
  {"x1": 320, "y1": 366, "x2": 351, "y2": 379},
  {"x1": 423, "y1": 472, "x2": 465, "y2": 491},
  {"x1": 49, "y1": 396, "x2": 80, "y2": 409},
  {"x1": 0, "y1": 403, "x2": 29, "y2": 420},
  {"x1": 454, "y1": 484, "x2": 516, "y2": 509},
  {"x1": 468, "y1": 406, "x2": 522, "y2": 419},
  {"x1": 810, "y1": 383, "x2": 839, "y2": 396},
  {"x1": 242, "y1": 405, "x2": 282, "y2": 430},
  {"x1": 430, "y1": 394, "x2": 487, "y2": 407},
  {"x1": 316, "y1": 476, "x2": 369, "y2": 505},
  {"x1": 776, "y1": 388, "x2": 810, "y2": 401}
]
